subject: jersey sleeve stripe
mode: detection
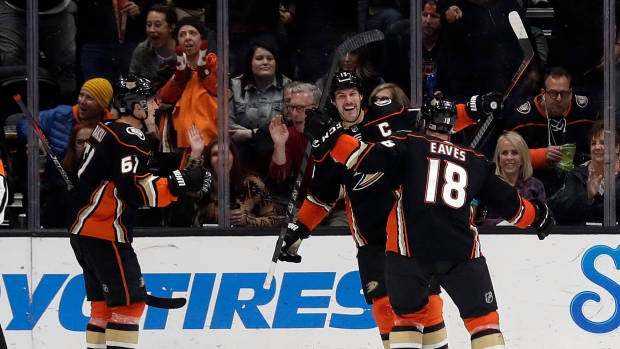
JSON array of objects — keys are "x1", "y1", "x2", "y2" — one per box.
[
  {"x1": 508, "y1": 197, "x2": 536, "y2": 228},
  {"x1": 331, "y1": 134, "x2": 363, "y2": 166}
]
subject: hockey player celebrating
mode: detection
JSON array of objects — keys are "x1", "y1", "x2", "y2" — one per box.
[
  {"x1": 299, "y1": 95, "x2": 555, "y2": 349},
  {"x1": 278, "y1": 71, "x2": 503, "y2": 349},
  {"x1": 67, "y1": 77, "x2": 211, "y2": 349}
]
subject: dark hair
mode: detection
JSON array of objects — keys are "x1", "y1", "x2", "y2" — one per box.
[
  {"x1": 338, "y1": 32, "x2": 377, "y2": 79},
  {"x1": 204, "y1": 139, "x2": 246, "y2": 192},
  {"x1": 239, "y1": 42, "x2": 284, "y2": 98},
  {"x1": 62, "y1": 122, "x2": 96, "y2": 172},
  {"x1": 543, "y1": 67, "x2": 572, "y2": 89},
  {"x1": 148, "y1": 3, "x2": 178, "y2": 28},
  {"x1": 588, "y1": 120, "x2": 620, "y2": 146}
]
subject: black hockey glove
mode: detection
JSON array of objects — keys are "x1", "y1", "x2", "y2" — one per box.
[
  {"x1": 304, "y1": 108, "x2": 344, "y2": 159},
  {"x1": 466, "y1": 92, "x2": 504, "y2": 122},
  {"x1": 529, "y1": 199, "x2": 555, "y2": 240},
  {"x1": 278, "y1": 221, "x2": 311, "y2": 263},
  {"x1": 168, "y1": 167, "x2": 213, "y2": 197}
]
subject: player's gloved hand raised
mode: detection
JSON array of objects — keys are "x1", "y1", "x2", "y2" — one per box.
[
  {"x1": 466, "y1": 92, "x2": 504, "y2": 122},
  {"x1": 168, "y1": 167, "x2": 213, "y2": 197},
  {"x1": 529, "y1": 198, "x2": 555, "y2": 240},
  {"x1": 304, "y1": 108, "x2": 344, "y2": 160},
  {"x1": 279, "y1": 221, "x2": 311, "y2": 263}
]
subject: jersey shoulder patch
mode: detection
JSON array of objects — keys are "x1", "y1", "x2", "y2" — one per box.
[
  {"x1": 575, "y1": 94, "x2": 588, "y2": 108},
  {"x1": 517, "y1": 101, "x2": 531, "y2": 114}
]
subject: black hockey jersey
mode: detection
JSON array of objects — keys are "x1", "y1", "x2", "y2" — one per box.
[
  {"x1": 301, "y1": 100, "x2": 416, "y2": 246},
  {"x1": 68, "y1": 120, "x2": 177, "y2": 243},
  {"x1": 329, "y1": 131, "x2": 538, "y2": 262}
]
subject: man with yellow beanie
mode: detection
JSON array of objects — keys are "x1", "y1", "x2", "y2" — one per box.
[{"x1": 16, "y1": 77, "x2": 117, "y2": 228}]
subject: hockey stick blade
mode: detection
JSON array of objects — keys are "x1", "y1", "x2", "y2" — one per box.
[
  {"x1": 470, "y1": 12, "x2": 534, "y2": 148},
  {"x1": 263, "y1": 30, "x2": 385, "y2": 290},
  {"x1": 147, "y1": 294, "x2": 187, "y2": 309},
  {"x1": 13, "y1": 94, "x2": 74, "y2": 190}
]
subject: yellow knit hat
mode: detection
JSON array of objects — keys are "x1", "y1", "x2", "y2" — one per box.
[{"x1": 81, "y1": 78, "x2": 113, "y2": 110}]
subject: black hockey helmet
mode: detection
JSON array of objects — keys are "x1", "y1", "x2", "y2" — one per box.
[
  {"x1": 114, "y1": 76, "x2": 157, "y2": 114},
  {"x1": 330, "y1": 71, "x2": 362, "y2": 99},
  {"x1": 421, "y1": 97, "x2": 457, "y2": 134}
]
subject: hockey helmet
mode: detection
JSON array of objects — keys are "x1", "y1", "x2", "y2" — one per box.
[
  {"x1": 114, "y1": 76, "x2": 157, "y2": 114},
  {"x1": 421, "y1": 97, "x2": 457, "y2": 134},
  {"x1": 330, "y1": 71, "x2": 362, "y2": 99}
]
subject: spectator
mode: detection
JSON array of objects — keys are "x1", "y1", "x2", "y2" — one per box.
[
  {"x1": 0, "y1": 0, "x2": 77, "y2": 100},
  {"x1": 504, "y1": 67, "x2": 600, "y2": 198},
  {"x1": 476, "y1": 132, "x2": 546, "y2": 226},
  {"x1": 546, "y1": 0, "x2": 620, "y2": 121},
  {"x1": 158, "y1": 16, "x2": 218, "y2": 169},
  {"x1": 440, "y1": 0, "x2": 540, "y2": 101},
  {"x1": 369, "y1": 83, "x2": 411, "y2": 107},
  {"x1": 170, "y1": 0, "x2": 207, "y2": 21},
  {"x1": 549, "y1": 121, "x2": 620, "y2": 225},
  {"x1": 229, "y1": 41, "x2": 291, "y2": 177},
  {"x1": 268, "y1": 82, "x2": 348, "y2": 225},
  {"x1": 281, "y1": 80, "x2": 305, "y2": 125},
  {"x1": 77, "y1": 0, "x2": 157, "y2": 83},
  {"x1": 129, "y1": 3, "x2": 179, "y2": 87},
  {"x1": 16, "y1": 78, "x2": 115, "y2": 228},
  {"x1": 364, "y1": 1, "x2": 403, "y2": 33},
  {"x1": 188, "y1": 135, "x2": 280, "y2": 227},
  {"x1": 316, "y1": 32, "x2": 384, "y2": 109}
]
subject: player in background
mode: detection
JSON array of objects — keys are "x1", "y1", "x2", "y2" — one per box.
[
  {"x1": 300, "y1": 98, "x2": 555, "y2": 349},
  {"x1": 67, "y1": 77, "x2": 211, "y2": 349},
  {"x1": 279, "y1": 71, "x2": 504, "y2": 349}
]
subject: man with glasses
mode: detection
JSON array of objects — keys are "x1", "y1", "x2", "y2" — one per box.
[{"x1": 504, "y1": 66, "x2": 600, "y2": 197}]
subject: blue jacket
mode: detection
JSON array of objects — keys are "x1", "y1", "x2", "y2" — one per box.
[{"x1": 17, "y1": 104, "x2": 76, "y2": 161}]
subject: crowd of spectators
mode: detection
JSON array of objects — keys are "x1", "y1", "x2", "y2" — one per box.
[{"x1": 2, "y1": 0, "x2": 620, "y2": 228}]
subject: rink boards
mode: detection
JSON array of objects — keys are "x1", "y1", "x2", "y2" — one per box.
[{"x1": 0, "y1": 234, "x2": 618, "y2": 349}]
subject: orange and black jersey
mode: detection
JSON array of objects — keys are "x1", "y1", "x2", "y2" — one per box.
[
  {"x1": 328, "y1": 131, "x2": 538, "y2": 262},
  {"x1": 68, "y1": 120, "x2": 177, "y2": 243},
  {"x1": 299, "y1": 100, "x2": 415, "y2": 246}
]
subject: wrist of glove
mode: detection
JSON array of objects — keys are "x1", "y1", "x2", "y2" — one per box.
[
  {"x1": 466, "y1": 92, "x2": 504, "y2": 122},
  {"x1": 304, "y1": 108, "x2": 344, "y2": 160},
  {"x1": 278, "y1": 221, "x2": 311, "y2": 263},
  {"x1": 168, "y1": 167, "x2": 212, "y2": 197},
  {"x1": 529, "y1": 198, "x2": 555, "y2": 239}
]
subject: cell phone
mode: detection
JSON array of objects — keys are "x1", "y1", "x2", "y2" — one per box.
[{"x1": 230, "y1": 202, "x2": 241, "y2": 210}]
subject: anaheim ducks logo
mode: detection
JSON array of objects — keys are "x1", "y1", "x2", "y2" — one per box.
[
  {"x1": 366, "y1": 281, "x2": 379, "y2": 293},
  {"x1": 126, "y1": 126, "x2": 145, "y2": 140},
  {"x1": 575, "y1": 94, "x2": 588, "y2": 108},
  {"x1": 517, "y1": 101, "x2": 531, "y2": 114},
  {"x1": 352, "y1": 171, "x2": 384, "y2": 190}
]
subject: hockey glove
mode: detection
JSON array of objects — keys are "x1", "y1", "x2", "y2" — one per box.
[
  {"x1": 278, "y1": 221, "x2": 311, "y2": 263},
  {"x1": 529, "y1": 198, "x2": 555, "y2": 240},
  {"x1": 466, "y1": 92, "x2": 504, "y2": 122},
  {"x1": 304, "y1": 108, "x2": 344, "y2": 160},
  {"x1": 168, "y1": 167, "x2": 212, "y2": 197},
  {"x1": 171, "y1": 46, "x2": 190, "y2": 84}
]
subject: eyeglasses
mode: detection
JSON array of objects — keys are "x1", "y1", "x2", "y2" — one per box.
[
  {"x1": 75, "y1": 138, "x2": 89, "y2": 146},
  {"x1": 371, "y1": 96, "x2": 391, "y2": 103},
  {"x1": 288, "y1": 104, "x2": 311, "y2": 113},
  {"x1": 544, "y1": 89, "x2": 572, "y2": 99}
]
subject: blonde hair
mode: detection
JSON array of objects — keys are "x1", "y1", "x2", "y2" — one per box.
[
  {"x1": 370, "y1": 83, "x2": 411, "y2": 108},
  {"x1": 494, "y1": 132, "x2": 533, "y2": 181}
]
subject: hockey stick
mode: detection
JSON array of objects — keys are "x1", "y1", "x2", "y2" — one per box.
[
  {"x1": 469, "y1": 11, "x2": 534, "y2": 148},
  {"x1": 14, "y1": 94, "x2": 187, "y2": 309},
  {"x1": 263, "y1": 30, "x2": 385, "y2": 290}
]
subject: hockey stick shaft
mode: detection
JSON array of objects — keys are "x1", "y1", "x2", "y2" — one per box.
[
  {"x1": 469, "y1": 11, "x2": 534, "y2": 148},
  {"x1": 263, "y1": 30, "x2": 385, "y2": 290},
  {"x1": 14, "y1": 94, "x2": 74, "y2": 190},
  {"x1": 15, "y1": 94, "x2": 189, "y2": 307}
]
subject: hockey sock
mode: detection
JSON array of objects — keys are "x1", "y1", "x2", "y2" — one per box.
[
  {"x1": 464, "y1": 311, "x2": 504, "y2": 349},
  {"x1": 86, "y1": 323, "x2": 106, "y2": 349},
  {"x1": 171, "y1": 46, "x2": 188, "y2": 84},
  {"x1": 422, "y1": 295, "x2": 448, "y2": 349},
  {"x1": 372, "y1": 296, "x2": 394, "y2": 349},
  {"x1": 196, "y1": 40, "x2": 210, "y2": 81},
  {"x1": 390, "y1": 310, "x2": 426, "y2": 349},
  {"x1": 105, "y1": 322, "x2": 139, "y2": 349}
]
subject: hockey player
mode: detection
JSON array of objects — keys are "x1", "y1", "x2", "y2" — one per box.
[
  {"x1": 300, "y1": 97, "x2": 555, "y2": 349},
  {"x1": 279, "y1": 71, "x2": 503, "y2": 349},
  {"x1": 67, "y1": 77, "x2": 211, "y2": 349}
]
